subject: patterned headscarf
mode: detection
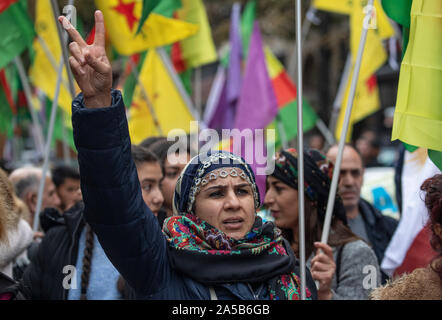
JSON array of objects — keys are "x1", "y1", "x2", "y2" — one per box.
[
  {"x1": 164, "y1": 150, "x2": 315, "y2": 300},
  {"x1": 271, "y1": 148, "x2": 347, "y2": 225},
  {"x1": 172, "y1": 150, "x2": 260, "y2": 215}
]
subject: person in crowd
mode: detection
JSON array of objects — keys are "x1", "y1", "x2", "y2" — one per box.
[
  {"x1": 264, "y1": 148, "x2": 380, "y2": 300},
  {"x1": 0, "y1": 169, "x2": 29, "y2": 299},
  {"x1": 60, "y1": 11, "x2": 317, "y2": 300},
  {"x1": 138, "y1": 136, "x2": 166, "y2": 150},
  {"x1": 308, "y1": 132, "x2": 325, "y2": 153},
  {"x1": 21, "y1": 201, "x2": 123, "y2": 300},
  {"x1": 21, "y1": 145, "x2": 164, "y2": 300},
  {"x1": 326, "y1": 144, "x2": 398, "y2": 283},
  {"x1": 355, "y1": 130, "x2": 382, "y2": 168},
  {"x1": 8, "y1": 167, "x2": 61, "y2": 228},
  {"x1": 0, "y1": 169, "x2": 34, "y2": 280},
  {"x1": 52, "y1": 164, "x2": 82, "y2": 212},
  {"x1": 130, "y1": 145, "x2": 164, "y2": 218},
  {"x1": 370, "y1": 174, "x2": 442, "y2": 300},
  {"x1": 149, "y1": 139, "x2": 191, "y2": 221}
]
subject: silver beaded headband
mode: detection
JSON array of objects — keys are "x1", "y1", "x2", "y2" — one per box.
[{"x1": 186, "y1": 153, "x2": 260, "y2": 213}]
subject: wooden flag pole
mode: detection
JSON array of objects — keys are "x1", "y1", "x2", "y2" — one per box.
[
  {"x1": 320, "y1": 0, "x2": 374, "y2": 245},
  {"x1": 295, "y1": 0, "x2": 307, "y2": 300}
]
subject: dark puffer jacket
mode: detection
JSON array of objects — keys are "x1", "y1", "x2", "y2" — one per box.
[
  {"x1": 72, "y1": 90, "x2": 317, "y2": 300},
  {"x1": 21, "y1": 202, "x2": 86, "y2": 299}
]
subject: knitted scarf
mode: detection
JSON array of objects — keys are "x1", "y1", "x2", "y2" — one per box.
[{"x1": 163, "y1": 214, "x2": 312, "y2": 300}]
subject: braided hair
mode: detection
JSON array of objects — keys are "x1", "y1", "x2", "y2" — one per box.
[{"x1": 80, "y1": 224, "x2": 95, "y2": 300}]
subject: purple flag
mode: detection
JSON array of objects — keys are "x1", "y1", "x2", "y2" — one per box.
[
  {"x1": 227, "y1": 3, "x2": 242, "y2": 106},
  {"x1": 233, "y1": 22, "x2": 278, "y2": 201}
]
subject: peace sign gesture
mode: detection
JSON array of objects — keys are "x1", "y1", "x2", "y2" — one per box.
[{"x1": 59, "y1": 10, "x2": 112, "y2": 108}]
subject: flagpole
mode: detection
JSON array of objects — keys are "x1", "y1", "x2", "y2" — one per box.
[
  {"x1": 50, "y1": 0, "x2": 75, "y2": 164},
  {"x1": 295, "y1": 0, "x2": 307, "y2": 300},
  {"x1": 33, "y1": 58, "x2": 65, "y2": 232},
  {"x1": 127, "y1": 56, "x2": 164, "y2": 136},
  {"x1": 13, "y1": 57, "x2": 45, "y2": 155},
  {"x1": 194, "y1": 67, "x2": 203, "y2": 117},
  {"x1": 156, "y1": 47, "x2": 206, "y2": 130},
  {"x1": 320, "y1": 0, "x2": 374, "y2": 245},
  {"x1": 315, "y1": 117, "x2": 335, "y2": 147}
]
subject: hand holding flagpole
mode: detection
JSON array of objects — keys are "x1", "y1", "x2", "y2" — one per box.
[{"x1": 58, "y1": 11, "x2": 112, "y2": 109}]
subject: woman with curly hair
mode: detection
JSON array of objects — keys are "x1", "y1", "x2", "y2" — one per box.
[{"x1": 371, "y1": 174, "x2": 442, "y2": 300}]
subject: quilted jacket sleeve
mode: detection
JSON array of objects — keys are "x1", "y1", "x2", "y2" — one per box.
[{"x1": 72, "y1": 90, "x2": 171, "y2": 296}]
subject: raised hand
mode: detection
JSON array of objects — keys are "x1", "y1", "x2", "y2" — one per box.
[{"x1": 59, "y1": 10, "x2": 112, "y2": 108}]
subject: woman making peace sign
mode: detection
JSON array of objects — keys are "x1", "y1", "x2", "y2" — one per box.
[{"x1": 59, "y1": 11, "x2": 317, "y2": 300}]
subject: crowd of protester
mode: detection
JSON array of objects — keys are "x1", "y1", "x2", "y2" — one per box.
[{"x1": 0, "y1": 11, "x2": 440, "y2": 301}]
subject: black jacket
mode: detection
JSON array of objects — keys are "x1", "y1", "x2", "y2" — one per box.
[
  {"x1": 359, "y1": 198, "x2": 398, "y2": 282},
  {"x1": 21, "y1": 202, "x2": 86, "y2": 300}
]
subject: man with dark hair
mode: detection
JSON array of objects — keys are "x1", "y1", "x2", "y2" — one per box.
[
  {"x1": 355, "y1": 130, "x2": 382, "y2": 168},
  {"x1": 131, "y1": 145, "x2": 164, "y2": 218},
  {"x1": 138, "y1": 136, "x2": 166, "y2": 150},
  {"x1": 149, "y1": 139, "x2": 191, "y2": 219},
  {"x1": 52, "y1": 165, "x2": 82, "y2": 212},
  {"x1": 326, "y1": 144, "x2": 398, "y2": 283}
]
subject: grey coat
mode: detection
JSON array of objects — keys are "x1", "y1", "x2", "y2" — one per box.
[{"x1": 308, "y1": 240, "x2": 381, "y2": 300}]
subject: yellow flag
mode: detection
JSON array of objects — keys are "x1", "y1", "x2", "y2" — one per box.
[
  {"x1": 392, "y1": 0, "x2": 442, "y2": 152},
  {"x1": 95, "y1": 0, "x2": 199, "y2": 56},
  {"x1": 335, "y1": 0, "x2": 394, "y2": 141},
  {"x1": 336, "y1": 75, "x2": 381, "y2": 140},
  {"x1": 29, "y1": 0, "x2": 75, "y2": 115},
  {"x1": 175, "y1": 0, "x2": 217, "y2": 69},
  {"x1": 128, "y1": 49, "x2": 195, "y2": 144},
  {"x1": 313, "y1": 0, "x2": 352, "y2": 15}
]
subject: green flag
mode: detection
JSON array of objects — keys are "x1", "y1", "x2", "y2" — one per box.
[
  {"x1": 391, "y1": 0, "x2": 442, "y2": 170},
  {"x1": 136, "y1": 0, "x2": 182, "y2": 34},
  {"x1": 0, "y1": 0, "x2": 34, "y2": 69},
  {"x1": 381, "y1": 0, "x2": 413, "y2": 57}
]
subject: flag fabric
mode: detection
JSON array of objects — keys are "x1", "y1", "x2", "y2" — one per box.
[
  {"x1": 226, "y1": 3, "x2": 243, "y2": 129},
  {"x1": 29, "y1": 0, "x2": 74, "y2": 115},
  {"x1": 391, "y1": 0, "x2": 442, "y2": 170},
  {"x1": 128, "y1": 49, "x2": 195, "y2": 144},
  {"x1": 233, "y1": 22, "x2": 278, "y2": 201},
  {"x1": 264, "y1": 48, "x2": 318, "y2": 144},
  {"x1": 172, "y1": 0, "x2": 217, "y2": 70},
  {"x1": 0, "y1": 0, "x2": 34, "y2": 70},
  {"x1": 95, "y1": 0, "x2": 198, "y2": 56},
  {"x1": 240, "y1": 1, "x2": 317, "y2": 146},
  {"x1": 0, "y1": 68, "x2": 15, "y2": 137},
  {"x1": 313, "y1": 0, "x2": 352, "y2": 15},
  {"x1": 122, "y1": 53, "x2": 146, "y2": 107},
  {"x1": 381, "y1": 0, "x2": 413, "y2": 54},
  {"x1": 335, "y1": 0, "x2": 394, "y2": 141},
  {"x1": 203, "y1": 3, "x2": 242, "y2": 131},
  {"x1": 381, "y1": 149, "x2": 440, "y2": 277},
  {"x1": 203, "y1": 64, "x2": 229, "y2": 130}
]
